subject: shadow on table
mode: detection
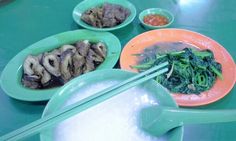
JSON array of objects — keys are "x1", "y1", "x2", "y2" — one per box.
[
  {"x1": 0, "y1": 0, "x2": 15, "y2": 7},
  {"x1": 7, "y1": 97, "x2": 47, "y2": 114},
  {"x1": 9, "y1": 97, "x2": 48, "y2": 106},
  {"x1": 70, "y1": 21, "x2": 81, "y2": 30}
]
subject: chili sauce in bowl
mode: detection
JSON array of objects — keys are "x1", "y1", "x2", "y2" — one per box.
[{"x1": 139, "y1": 8, "x2": 174, "y2": 29}]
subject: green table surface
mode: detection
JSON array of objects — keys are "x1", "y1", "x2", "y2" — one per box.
[{"x1": 0, "y1": 0, "x2": 235, "y2": 141}]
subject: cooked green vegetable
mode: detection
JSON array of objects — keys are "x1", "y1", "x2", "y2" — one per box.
[{"x1": 132, "y1": 48, "x2": 223, "y2": 94}]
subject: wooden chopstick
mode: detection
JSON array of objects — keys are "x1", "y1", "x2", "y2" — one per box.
[{"x1": 0, "y1": 62, "x2": 168, "y2": 141}]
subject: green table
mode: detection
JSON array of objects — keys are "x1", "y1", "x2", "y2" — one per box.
[{"x1": 0, "y1": 0, "x2": 235, "y2": 140}]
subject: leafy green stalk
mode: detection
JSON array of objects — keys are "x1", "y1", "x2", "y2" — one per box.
[
  {"x1": 192, "y1": 50, "x2": 213, "y2": 58},
  {"x1": 210, "y1": 66, "x2": 223, "y2": 80}
]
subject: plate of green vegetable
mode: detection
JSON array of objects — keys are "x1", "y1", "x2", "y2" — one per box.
[{"x1": 120, "y1": 29, "x2": 236, "y2": 106}]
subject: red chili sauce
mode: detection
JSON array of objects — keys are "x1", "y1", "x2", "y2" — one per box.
[{"x1": 143, "y1": 14, "x2": 169, "y2": 26}]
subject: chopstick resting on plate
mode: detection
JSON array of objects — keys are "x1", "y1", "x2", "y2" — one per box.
[{"x1": 0, "y1": 62, "x2": 169, "y2": 141}]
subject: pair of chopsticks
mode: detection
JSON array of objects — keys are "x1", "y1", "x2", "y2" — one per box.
[{"x1": 0, "y1": 62, "x2": 168, "y2": 141}]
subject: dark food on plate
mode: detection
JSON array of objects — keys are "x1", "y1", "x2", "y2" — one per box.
[
  {"x1": 132, "y1": 44, "x2": 222, "y2": 94},
  {"x1": 22, "y1": 40, "x2": 107, "y2": 89},
  {"x1": 81, "y1": 3, "x2": 130, "y2": 28},
  {"x1": 143, "y1": 14, "x2": 169, "y2": 26}
]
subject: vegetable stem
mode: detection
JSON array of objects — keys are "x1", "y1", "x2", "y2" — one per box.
[{"x1": 210, "y1": 66, "x2": 223, "y2": 80}]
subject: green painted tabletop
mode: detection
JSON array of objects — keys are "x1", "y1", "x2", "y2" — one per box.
[{"x1": 0, "y1": 0, "x2": 235, "y2": 141}]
